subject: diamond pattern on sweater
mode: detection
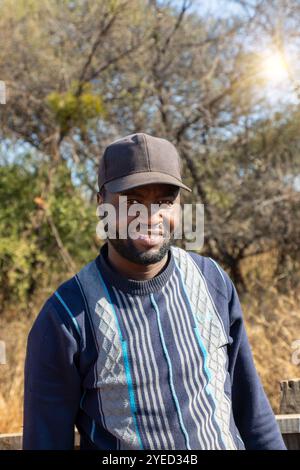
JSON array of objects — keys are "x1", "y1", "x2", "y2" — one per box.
[
  {"x1": 171, "y1": 247, "x2": 236, "y2": 449},
  {"x1": 76, "y1": 261, "x2": 140, "y2": 449}
]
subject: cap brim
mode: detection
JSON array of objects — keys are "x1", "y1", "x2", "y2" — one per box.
[{"x1": 105, "y1": 171, "x2": 192, "y2": 193}]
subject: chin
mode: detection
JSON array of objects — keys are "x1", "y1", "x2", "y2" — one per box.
[{"x1": 108, "y1": 234, "x2": 172, "y2": 265}]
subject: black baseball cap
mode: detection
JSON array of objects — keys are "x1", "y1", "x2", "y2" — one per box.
[{"x1": 98, "y1": 133, "x2": 192, "y2": 193}]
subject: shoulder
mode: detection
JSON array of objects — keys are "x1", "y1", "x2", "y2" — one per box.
[
  {"x1": 172, "y1": 246, "x2": 234, "y2": 301},
  {"x1": 186, "y1": 250, "x2": 245, "y2": 325},
  {"x1": 190, "y1": 251, "x2": 234, "y2": 299},
  {"x1": 29, "y1": 259, "x2": 96, "y2": 344}
]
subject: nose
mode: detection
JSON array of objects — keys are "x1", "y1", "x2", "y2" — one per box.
[{"x1": 138, "y1": 203, "x2": 163, "y2": 231}]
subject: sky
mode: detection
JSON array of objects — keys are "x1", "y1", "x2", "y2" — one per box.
[{"x1": 176, "y1": 0, "x2": 257, "y2": 18}]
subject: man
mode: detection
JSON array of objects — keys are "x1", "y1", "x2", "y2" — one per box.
[{"x1": 23, "y1": 133, "x2": 286, "y2": 450}]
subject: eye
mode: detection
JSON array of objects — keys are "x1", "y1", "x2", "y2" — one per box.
[
  {"x1": 125, "y1": 198, "x2": 140, "y2": 205},
  {"x1": 157, "y1": 200, "x2": 174, "y2": 207}
]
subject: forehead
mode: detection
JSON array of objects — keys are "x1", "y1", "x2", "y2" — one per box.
[{"x1": 119, "y1": 183, "x2": 180, "y2": 197}]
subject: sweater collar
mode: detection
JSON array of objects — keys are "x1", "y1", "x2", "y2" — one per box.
[{"x1": 95, "y1": 242, "x2": 175, "y2": 295}]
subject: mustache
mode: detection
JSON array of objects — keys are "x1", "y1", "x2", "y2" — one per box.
[
  {"x1": 112, "y1": 221, "x2": 173, "y2": 239},
  {"x1": 135, "y1": 222, "x2": 171, "y2": 236}
]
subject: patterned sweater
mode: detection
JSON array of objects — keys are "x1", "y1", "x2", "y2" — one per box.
[{"x1": 23, "y1": 243, "x2": 286, "y2": 450}]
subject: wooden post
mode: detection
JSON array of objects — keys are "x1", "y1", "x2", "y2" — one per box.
[
  {"x1": 278, "y1": 378, "x2": 300, "y2": 450},
  {"x1": 280, "y1": 378, "x2": 300, "y2": 414}
]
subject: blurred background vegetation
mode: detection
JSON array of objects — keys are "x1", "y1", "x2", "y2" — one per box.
[{"x1": 0, "y1": 0, "x2": 300, "y2": 433}]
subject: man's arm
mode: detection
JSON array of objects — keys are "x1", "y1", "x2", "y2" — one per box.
[
  {"x1": 226, "y1": 278, "x2": 286, "y2": 450},
  {"x1": 23, "y1": 298, "x2": 81, "y2": 450}
]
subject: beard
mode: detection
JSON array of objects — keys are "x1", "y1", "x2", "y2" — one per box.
[{"x1": 107, "y1": 227, "x2": 173, "y2": 265}]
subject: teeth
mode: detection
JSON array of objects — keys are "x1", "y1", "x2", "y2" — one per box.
[
  {"x1": 139, "y1": 234, "x2": 161, "y2": 239},
  {"x1": 139, "y1": 225, "x2": 163, "y2": 233},
  {"x1": 142, "y1": 234, "x2": 161, "y2": 237}
]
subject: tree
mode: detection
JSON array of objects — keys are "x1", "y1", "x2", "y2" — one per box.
[{"x1": 1, "y1": 0, "x2": 300, "y2": 291}]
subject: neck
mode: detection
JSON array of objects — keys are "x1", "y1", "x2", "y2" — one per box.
[{"x1": 107, "y1": 242, "x2": 169, "y2": 280}]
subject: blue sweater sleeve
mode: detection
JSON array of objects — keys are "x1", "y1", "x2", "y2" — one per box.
[
  {"x1": 225, "y1": 276, "x2": 286, "y2": 450},
  {"x1": 22, "y1": 298, "x2": 81, "y2": 450}
]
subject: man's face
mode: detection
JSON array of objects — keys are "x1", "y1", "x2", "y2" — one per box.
[{"x1": 97, "y1": 183, "x2": 181, "y2": 265}]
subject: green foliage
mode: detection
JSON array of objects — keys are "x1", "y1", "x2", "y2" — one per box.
[
  {"x1": 46, "y1": 82, "x2": 106, "y2": 134},
  {"x1": 0, "y1": 155, "x2": 99, "y2": 311},
  {"x1": 0, "y1": 158, "x2": 37, "y2": 236},
  {"x1": 0, "y1": 236, "x2": 47, "y2": 307},
  {"x1": 46, "y1": 162, "x2": 98, "y2": 263}
]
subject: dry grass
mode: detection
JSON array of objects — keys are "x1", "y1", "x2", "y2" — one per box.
[
  {"x1": 244, "y1": 288, "x2": 300, "y2": 411},
  {"x1": 241, "y1": 252, "x2": 300, "y2": 410},
  {"x1": 0, "y1": 287, "x2": 60, "y2": 434},
  {"x1": 0, "y1": 255, "x2": 299, "y2": 433},
  {"x1": 0, "y1": 315, "x2": 31, "y2": 434}
]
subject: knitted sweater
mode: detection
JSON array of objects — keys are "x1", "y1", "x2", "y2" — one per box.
[{"x1": 23, "y1": 243, "x2": 286, "y2": 450}]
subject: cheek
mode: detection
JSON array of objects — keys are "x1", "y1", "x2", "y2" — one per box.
[
  {"x1": 115, "y1": 209, "x2": 137, "y2": 232},
  {"x1": 162, "y1": 208, "x2": 179, "y2": 231}
]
